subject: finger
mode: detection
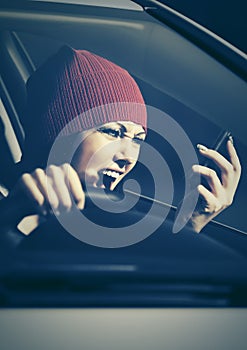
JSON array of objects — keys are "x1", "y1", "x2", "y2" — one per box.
[
  {"x1": 46, "y1": 165, "x2": 72, "y2": 212},
  {"x1": 197, "y1": 184, "x2": 222, "y2": 213},
  {"x1": 220, "y1": 141, "x2": 241, "y2": 189},
  {"x1": 62, "y1": 163, "x2": 85, "y2": 210},
  {"x1": 226, "y1": 140, "x2": 241, "y2": 175},
  {"x1": 32, "y1": 167, "x2": 60, "y2": 213},
  {"x1": 197, "y1": 144, "x2": 234, "y2": 175},
  {"x1": 192, "y1": 165, "x2": 223, "y2": 196},
  {"x1": 46, "y1": 178, "x2": 60, "y2": 213},
  {"x1": 20, "y1": 173, "x2": 46, "y2": 215},
  {"x1": 32, "y1": 168, "x2": 51, "y2": 210}
]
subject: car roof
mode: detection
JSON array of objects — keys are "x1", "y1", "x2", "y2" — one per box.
[{"x1": 26, "y1": 0, "x2": 143, "y2": 11}]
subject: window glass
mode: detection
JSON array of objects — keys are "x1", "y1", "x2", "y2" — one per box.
[{"x1": 13, "y1": 29, "x2": 247, "y2": 233}]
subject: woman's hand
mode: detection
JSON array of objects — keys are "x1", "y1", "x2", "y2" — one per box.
[
  {"x1": 189, "y1": 139, "x2": 241, "y2": 232},
  {"x1": 10, "y1": 163, "x2": 85, "y2": 218}
]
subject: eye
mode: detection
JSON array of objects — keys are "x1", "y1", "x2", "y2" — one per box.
[
  {"x1": 107, "y1": 128, "x2": 122, "y2": 138},
  {"x1": 98, "y1": 127, "x2": 122, "y2": 138},
  {"x1": 132, "y1": 137, "x2": 144, "y2": 145}
]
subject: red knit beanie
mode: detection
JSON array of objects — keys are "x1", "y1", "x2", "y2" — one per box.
[{"x1": 25, "y1": 45, "x2": 147, "y2": 151}]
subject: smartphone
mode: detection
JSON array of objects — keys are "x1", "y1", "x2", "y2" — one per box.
[{"x1": 200, "y1": 130, "x2": 232, "y2": 188}]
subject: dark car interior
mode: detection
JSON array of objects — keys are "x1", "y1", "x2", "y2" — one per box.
[{"x1": 0, "y1": 0, "x2": 247, "y2": 308}]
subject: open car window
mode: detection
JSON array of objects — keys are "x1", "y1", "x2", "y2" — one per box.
[{"x1": 1, "y1": 7, "x2": 246, "y2": 232}]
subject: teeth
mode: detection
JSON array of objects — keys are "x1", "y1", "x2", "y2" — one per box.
[{"x1": 103, "y1": 170, "x2": 120, "y2": 179}]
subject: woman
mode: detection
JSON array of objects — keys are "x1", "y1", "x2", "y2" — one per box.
[{"x1": 4, "y1": 46, "x2": 242, "y2": 236}]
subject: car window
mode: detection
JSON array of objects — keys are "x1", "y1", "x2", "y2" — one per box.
[
  {"x1": 6, "y1": 24, "x2": 246, "y2": 234},
  {"x1": 0, "y1": 1, "x2": 246, "y2": 232}
]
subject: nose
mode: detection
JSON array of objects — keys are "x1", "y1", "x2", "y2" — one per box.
[
  {"x1": 113, "y1": 150, "x2": 134, "y2": 166},
  {"x1": 113, "y1": 149, "x2": 139, "y2": 168},
  {"x1": 114, "y1": 159, "x2": 130, "y2": 169},
  {"x1": 113, "y1": 140, "x2": 139, "y2": 168}
]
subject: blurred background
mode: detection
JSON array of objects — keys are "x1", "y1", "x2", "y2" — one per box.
[{"x1": 160, "y1": 0, "x2": 247, "y2": 53}]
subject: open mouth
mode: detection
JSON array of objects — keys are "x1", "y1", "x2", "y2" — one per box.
[{"x1": 100, "y1": 169, "x2": 122, "y2": 190}]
